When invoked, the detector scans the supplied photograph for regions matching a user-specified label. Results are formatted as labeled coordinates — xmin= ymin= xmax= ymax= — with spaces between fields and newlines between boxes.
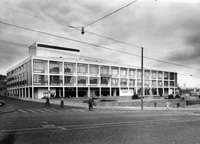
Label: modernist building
xmin=7 ymin=42 xmax=178 ymax=99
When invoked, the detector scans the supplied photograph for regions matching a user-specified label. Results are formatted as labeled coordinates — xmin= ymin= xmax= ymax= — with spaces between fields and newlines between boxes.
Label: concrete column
xmin=28 ymin=87 xmax=30 ymax=98
xmin=59 ymin=88 xmax=61 ymax=97
xmin=63 ymin=87 xmax=65 ymax=97
xmin=25 ymin=88 xmax=27 ymax=98
xmin=99 ymin=87 xmax=101 ymax=97
xmin=88 ymin=87 xmax=90 ymax=98
xmin=32 ymin=87 xmax=34 ymax=99
xmin=76 ymin=87 xmax=78 ymax=98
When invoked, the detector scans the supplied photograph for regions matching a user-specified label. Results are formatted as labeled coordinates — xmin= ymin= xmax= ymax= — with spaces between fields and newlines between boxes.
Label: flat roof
xmin=37 ymin=44 xmax=80 ymax=52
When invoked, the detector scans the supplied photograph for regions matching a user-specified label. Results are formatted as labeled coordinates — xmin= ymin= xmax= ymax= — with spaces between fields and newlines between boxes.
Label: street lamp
xmin=141 ymin=47 xmax=144 ymax=110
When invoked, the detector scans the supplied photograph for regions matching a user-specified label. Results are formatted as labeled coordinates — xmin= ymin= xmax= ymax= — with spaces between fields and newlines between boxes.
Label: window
xmin=111 ymin=78 xmax=118 ymax=86
xmin=64 ymin=63 xmax=75 ymax=74
xmin=158 ymin=72 xmax=163 ymax=79
xmin=137 ymin=79 xmax=141 ymax=87
xmin=111 ymin=67 xmax=119 ymax=76
xmin=164 ymin=72 xmax=169 ymax=80
xmin=50 ymin=75 xmax=63 ymax=85
xmin=77 ymin=76 xmax=87 ymax=85
xmin=120 ymin=78 xmax=127 ymax=86
xmin=33 ymin=75 xmax=48 ymax=85
xmin=101 ymin=77 xmax=109 ymax=85
xmin=77 ymin=64 xmax=87 ymax=75
xmin=33 ymin=60 xmax=47 ymax=73
xmin=101 ymin=66 xmax=109 ymax=74
xmin=152 ymin=71 xmax=157 ymax=79
xmin=90 ymin=77 xmax=99 ymax=85
xmin=164 ymin=81 xmax=168 ymax=87
xmin=170 ymin=81 xmax=175 ymax=87
xmin=120 ymin=68 xmax=127 ymax=76
xmin=137 ymin=70 xmax=142 ymax=79
xmin=152 ymin=80 xmax=157 ymax=87
xmin=145 ymin=70 xmax=150 ymax=79
xmin=145 ymin=80 xmax=150 ymax=87
xmin=129 ymin=69 xmax=135 ymax=77
xmin=90 ymin=65 xmax=99 ymax=75
xmin=64 ymin=76 xmax=75 ymax=85
xmin=129 ymin=79 xmax=135 ymax=86
xmin=50 ymin=61 xmax=62 ymax=74
xmin=170 ymin=73 xmax=174 ymax=80
xmin=158 ymin=80 xmax=163 ymax=87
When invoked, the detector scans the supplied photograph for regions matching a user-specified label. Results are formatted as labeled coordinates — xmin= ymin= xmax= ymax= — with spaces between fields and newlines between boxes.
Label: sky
xmin=0 ymin=0 xmax=200 ymax=87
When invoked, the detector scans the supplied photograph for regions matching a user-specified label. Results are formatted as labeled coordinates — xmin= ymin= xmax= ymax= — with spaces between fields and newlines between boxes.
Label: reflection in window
xmin=50 ymin=61 xmax=62 ymax=74
xmin=101 ymin=66 xmax=109 ymax=74
xmin=137 ymin=70 xmax=141 ymax=79
xmin=50 ymin=75 xmax=63 ymax=85
xmin=101 ymin=77 xmax=109 ymax=85
xmin=129 ymin=79 xmax=135 ymax=86
xmin=77 ymin=76 xmax=87 ymax=85
xmin=158 ymin=80 xmax=163 ymax=87
xmin=120 ymin=78 xmax=127 ymax=86
xmin=152 ymin=71 xmax=157 ymax=79
xmin=90 ymin=77 xmax=98 ymax=84
xmin=120 ymin=68 xmax=127 ymax=76
xmin=33 ymin=74 xmax=48 ymax=85
xmin=64 ymin=63 xmax=75 ymax=74
xmin=170 ymin=73 xmax=174 ymax=80
xmin=33 ymin=60 xmax=47 ymax=73
xmin=158 ymin=72 xmax=163 ymax=79
xmin=145 ymin=70 xmax=150 ymax=79
xmin=152 ymin=80 xmax=157 ymax=87
xmin=145 ymin=80 xmax=150 ymax=87
xmin=90 ymin=65 xmax=99 ymax=75
xmin=164 ymin=81 xmax=168 ymax=87
xmin=64 ymin=76 xmax=75 ymax=85
xmin=77 ymin=64 xmax=87 ymax=75
xmin=111 ymin=78 xmax=118 ymax=86
xmin=111 ymin=67 xmax=119 ymax=76
xmin=129 ymin=69 xmax=135 ymax=77
xmin=164 ymin=72 xmax=169 ymax=80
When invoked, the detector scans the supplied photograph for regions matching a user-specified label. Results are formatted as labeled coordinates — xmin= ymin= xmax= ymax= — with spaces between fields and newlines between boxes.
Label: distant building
xmin=6 ymin=42 xmax=178 ymax=99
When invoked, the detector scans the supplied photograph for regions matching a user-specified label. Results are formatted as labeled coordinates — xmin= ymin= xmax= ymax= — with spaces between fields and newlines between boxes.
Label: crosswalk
xmin=14 ymin=108 xmax=86 ymax=114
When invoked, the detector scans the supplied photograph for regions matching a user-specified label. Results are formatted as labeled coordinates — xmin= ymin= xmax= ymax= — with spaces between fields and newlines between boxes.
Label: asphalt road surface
xmin=1 ymin=97 xmax=200 ymax=144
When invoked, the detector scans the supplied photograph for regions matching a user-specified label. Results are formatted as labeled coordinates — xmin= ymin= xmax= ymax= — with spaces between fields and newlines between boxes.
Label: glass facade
xmin=64 ymin=63 xmax=75 ymax=74
xmin=50 ymin=61 xmax=62 ymax=74
xmin=33 ymin=60 xmax=47 ymax=73
xmin=7 ymin=57 xmax=178 ymax=98
xmin=33 ymin=74 xmax=48 ymax=85
xmin=50 ymin=75 xmax=63 ymax=85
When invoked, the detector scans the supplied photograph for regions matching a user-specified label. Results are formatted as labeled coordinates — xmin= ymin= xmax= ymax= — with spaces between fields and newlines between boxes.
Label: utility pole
xmin=141 ymin=47 xmax=144 ymax=110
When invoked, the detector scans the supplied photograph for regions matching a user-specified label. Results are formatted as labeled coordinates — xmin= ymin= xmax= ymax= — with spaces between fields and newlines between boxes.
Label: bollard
xmin=154 ymin=101 xmax=157 ymax=108
xmin=177 ymin=102 xmax=180 ymax=108
xmin=166 ymin=102 xmax=169 ymax=109
xmin=60 ymin=98 xmax=64 ymax=108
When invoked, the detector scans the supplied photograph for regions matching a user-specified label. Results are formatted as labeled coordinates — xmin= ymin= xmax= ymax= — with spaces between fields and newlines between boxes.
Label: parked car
xmin=0 ymin=100 xmax=6 ymax=106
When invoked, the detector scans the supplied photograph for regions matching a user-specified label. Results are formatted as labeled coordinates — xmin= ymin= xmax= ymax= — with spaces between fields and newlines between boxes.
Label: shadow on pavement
xmin=0 ymin=132 xmax=16 ymax=144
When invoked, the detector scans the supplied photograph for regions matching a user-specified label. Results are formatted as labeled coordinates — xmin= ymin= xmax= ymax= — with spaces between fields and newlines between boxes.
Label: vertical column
xmin=25 ymin=88 xmax=27 ymax=98
xmin=76 ymin=87 xmax=78 ymax=98
xmin=28 ymin=87 xmax=30 ymax=98
xmin=63 ymin=87 xmax=65 ymax=97
xmin=47 ymin=60 xmax=50 ymax=92
xmin=32 ymin=87 xmax=34 ymax=99
xmin=99 ymin=87 xmax=101 ymax=97
xmin=88 ymin=87 xmax=90 ymax=98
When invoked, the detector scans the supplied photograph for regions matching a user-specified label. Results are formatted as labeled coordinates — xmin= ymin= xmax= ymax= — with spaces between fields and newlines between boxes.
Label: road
xmin=1 ymin=97 xmax=200 ymax=144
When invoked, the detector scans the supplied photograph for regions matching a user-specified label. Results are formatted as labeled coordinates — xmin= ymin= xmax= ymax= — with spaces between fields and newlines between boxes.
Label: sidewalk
xmin=2 ymin=95 xmax=200 ymax=114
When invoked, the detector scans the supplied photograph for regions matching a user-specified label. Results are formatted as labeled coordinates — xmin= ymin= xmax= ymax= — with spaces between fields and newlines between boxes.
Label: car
xmin=0 ymin=100 xmax=6 ymax=106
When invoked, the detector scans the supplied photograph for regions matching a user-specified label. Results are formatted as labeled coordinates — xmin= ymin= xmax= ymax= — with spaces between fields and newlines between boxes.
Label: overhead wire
xmin=1 ymin=20 xmax=200 ymax=72
xmin=2 ymin=39 xmax=200 ymax=79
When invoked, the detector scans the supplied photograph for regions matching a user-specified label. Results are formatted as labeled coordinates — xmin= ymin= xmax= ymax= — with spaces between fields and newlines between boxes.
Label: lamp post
xmin=141 ymin=47 xmax=144 ymax=110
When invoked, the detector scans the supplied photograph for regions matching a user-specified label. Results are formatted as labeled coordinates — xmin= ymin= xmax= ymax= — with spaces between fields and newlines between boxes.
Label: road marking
xmin=17 ymin=109 xmax=29 ymax=113
xmin=1 ymin=118 xmax=200 ymax=134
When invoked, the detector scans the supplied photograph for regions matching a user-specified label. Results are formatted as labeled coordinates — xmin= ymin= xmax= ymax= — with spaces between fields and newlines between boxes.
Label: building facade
xmin=6 ymin=42 xmax=178 ymax=99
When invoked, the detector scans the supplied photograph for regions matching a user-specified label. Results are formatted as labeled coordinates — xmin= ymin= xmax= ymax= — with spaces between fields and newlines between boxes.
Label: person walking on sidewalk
xmin=46 ymin=91 xmax=51 ymax=106
xmin=88 ymin=98 xmax=94 ymax=111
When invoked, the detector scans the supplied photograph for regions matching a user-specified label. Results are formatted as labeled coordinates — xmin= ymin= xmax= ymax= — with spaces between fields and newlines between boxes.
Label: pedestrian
xmin=46 ymin=91 xmax=51 ymax=106
xmin=88 ymin=98 xmax=94 ymax=111
xmin=60 ymin=98 xmax=64 ymax=108
xmin=154 ymin=101 xmax=157 ymax=108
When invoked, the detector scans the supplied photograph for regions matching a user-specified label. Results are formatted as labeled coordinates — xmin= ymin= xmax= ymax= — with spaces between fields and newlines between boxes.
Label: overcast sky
xmin=0 ymin=0 xmax=200 ymax=87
